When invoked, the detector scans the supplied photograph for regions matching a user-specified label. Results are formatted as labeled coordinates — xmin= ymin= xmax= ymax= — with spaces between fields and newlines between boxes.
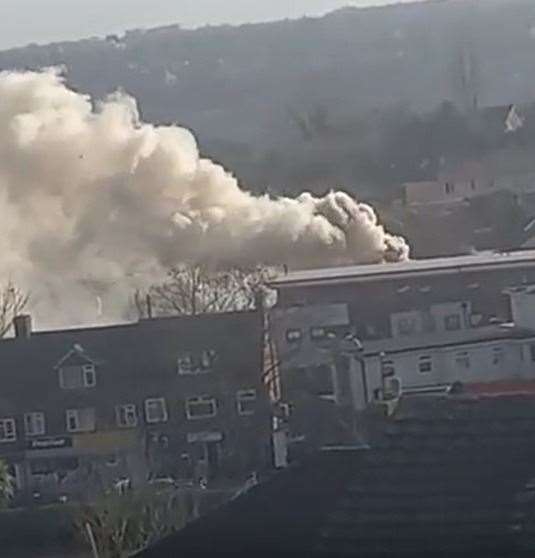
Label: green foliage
xmin=74 ymin=487 xmax=191 ymax=558
xmin=0 ymin=460 xmax=13 ymax=508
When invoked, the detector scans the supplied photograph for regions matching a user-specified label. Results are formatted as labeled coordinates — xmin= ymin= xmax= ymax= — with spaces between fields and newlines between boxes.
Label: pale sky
xmin=0 ymin=0 xmax=423 ymax=50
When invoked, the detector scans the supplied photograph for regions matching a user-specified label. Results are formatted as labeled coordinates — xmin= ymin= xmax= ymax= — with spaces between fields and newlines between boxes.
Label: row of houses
xmin=4 ymin=249 xmax=535 ymax=502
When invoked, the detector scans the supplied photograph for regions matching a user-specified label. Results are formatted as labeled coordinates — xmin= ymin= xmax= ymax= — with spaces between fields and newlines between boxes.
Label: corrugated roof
xmin=270 ymin=250 xmax=535 ymax=288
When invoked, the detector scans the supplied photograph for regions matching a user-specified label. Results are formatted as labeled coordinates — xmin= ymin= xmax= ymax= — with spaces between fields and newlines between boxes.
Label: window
xmin=0 ymin=419 xmax=16 ymax=442
xmin=286 ymin=329 xmax=302 ymax=343
xmin=185 ymin=396 xmax=217 ymax=420
xmin=492 ymin=347 xmax=504 ymax=366
xmin=177 ymin=350 xmax=217 ymax=374
xmin=444 ymin=314 xmax=461 ymax=331
xmin=455 ymin=351 xmax=471 ymax=369
xmin=24 ymin=412 xmax=45 ymax=437
xmin=83 ymin=364 xmax=96 ymax=387
xmin=398 ymin=317 xmax=416 ymax=336
xmin=444 ymin=182 xmax=455 ymax=194
xmin=236 ymin=390 xmax=257 ymax=416
xmin=418 ymin=356 xmax=432 ymax=374
xmin=422 ymin=313 xmax=436 ymax=333
xmin=530 ymin=343 xmax=535 ymax=362
xmin=310 ymin=327 xmax=327 ymax=341
xmin=381 ymin=360 xmax=395 ymax=378
xmin=115 ymin=404 xmax=137 ymax=428
xmin=66 ymin=408 xmax=95 ymax=433
xmin=144 ymin=398 xmax=168 ymax=424
xmin=59 ymin=364 xmax=96 ymax=389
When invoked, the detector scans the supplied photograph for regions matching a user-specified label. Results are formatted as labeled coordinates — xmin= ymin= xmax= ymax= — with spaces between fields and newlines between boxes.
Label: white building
xmin=269 ymin=286 xmax=535 ymax=417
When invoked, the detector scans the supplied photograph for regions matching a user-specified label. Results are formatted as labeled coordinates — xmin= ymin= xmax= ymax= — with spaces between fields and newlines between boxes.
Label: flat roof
xmin=270 ymin=250 xmax=535 ymax=288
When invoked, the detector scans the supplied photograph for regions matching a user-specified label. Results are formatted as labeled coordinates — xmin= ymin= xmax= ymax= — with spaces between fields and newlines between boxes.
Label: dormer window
xmin=55 ymin=344 xmax=97 ymax=389
xmin=286 ymin=329 xmax=302 ymax=343
xmin=59 ymin=364 xmax=96 ymax=389
xmin=177 ymin=350 xmax=216 ymax=375
xmin=310 ymin=327 xmax=327 ymax=341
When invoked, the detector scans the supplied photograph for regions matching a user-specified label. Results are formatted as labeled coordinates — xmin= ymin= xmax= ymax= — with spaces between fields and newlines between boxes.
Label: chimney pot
xmin=13 ymin=315 xmax=32 ymax=339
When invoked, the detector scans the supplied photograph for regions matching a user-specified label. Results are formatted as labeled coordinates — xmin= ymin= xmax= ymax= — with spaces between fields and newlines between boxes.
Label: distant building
xmin=0 ymin=311 xmax=269 ymax=504
xmin=404 ymin=143 xmax=535 ymax=208
xmin=404 ymin=160 xmax=492 ymax=206
xmin=267 ymin=252 xmax=535 ymax=459
xmin=270 ymin=251 xmax=535 ymax=339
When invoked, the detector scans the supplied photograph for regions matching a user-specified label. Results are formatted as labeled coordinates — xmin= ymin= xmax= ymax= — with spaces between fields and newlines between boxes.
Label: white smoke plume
xmin=0 ymin=69 xmax=409 ymax=327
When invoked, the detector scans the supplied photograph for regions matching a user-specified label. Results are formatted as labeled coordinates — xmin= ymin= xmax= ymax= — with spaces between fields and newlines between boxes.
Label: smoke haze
xmin=0 ymin=69 xmax=409 ymax=326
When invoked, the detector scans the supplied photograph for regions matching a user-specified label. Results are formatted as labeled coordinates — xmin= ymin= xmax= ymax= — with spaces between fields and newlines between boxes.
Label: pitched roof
xmin=136 ymin=393 xmax=535 ymax=557
xmin=0 ymin=311 xmax=262 ymax=408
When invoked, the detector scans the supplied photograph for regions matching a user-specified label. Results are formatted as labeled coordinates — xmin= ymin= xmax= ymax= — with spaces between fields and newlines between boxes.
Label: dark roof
xmin=136 ymin=394 xmax=535 ymax=557
xmin=0 ymin=311 xmax=262 ymax=410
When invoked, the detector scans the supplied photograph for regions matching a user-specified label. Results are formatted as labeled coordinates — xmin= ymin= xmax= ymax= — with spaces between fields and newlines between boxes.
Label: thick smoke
xmin=0 ymin=69 xmax=409 ymax=326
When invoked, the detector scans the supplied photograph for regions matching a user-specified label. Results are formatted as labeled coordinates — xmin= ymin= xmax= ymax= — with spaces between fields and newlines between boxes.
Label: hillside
xmin=1 ymin=0 xmax=535 ymax=197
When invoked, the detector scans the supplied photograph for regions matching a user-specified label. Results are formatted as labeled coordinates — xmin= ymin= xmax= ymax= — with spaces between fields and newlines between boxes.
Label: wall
xmin=508 ymin=286 xmax=535 ymax=330
xmin=0 ymin=311 xmax=269 ymax=503
xmin=363 ymin=337 xmax=535 ymax=396
xmin=276 ymin=266 xmax=535 ymax=340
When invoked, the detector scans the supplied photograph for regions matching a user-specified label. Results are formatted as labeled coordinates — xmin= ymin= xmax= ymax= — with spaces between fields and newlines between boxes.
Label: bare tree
xmin=0 ymin=281 xmax=29 ymax=338
xmin=134 ymin=265 xmax=276 ymax=318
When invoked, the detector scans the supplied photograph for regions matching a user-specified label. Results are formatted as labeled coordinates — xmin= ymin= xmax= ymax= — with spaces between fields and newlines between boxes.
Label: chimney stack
xmin=13 ymin=315 xmax=32 ymax=339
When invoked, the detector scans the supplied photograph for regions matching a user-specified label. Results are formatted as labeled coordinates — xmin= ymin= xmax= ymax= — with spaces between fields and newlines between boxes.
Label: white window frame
xmin=286 ymin=329 xmax=302 ymax=343
xmin=177 ymin=350 xmax=216 ymax=375
xmin=82 ymin=364 xmax=96 ymax=387
xmin=24 ymin=412 xmax=45 ymax=437
xmin=310 ymin=327 xmax=327 ymax=341
xmin=236 ymin=389 xmax=257 ymax=416
xmin=66 ymin=408 xmax=96 ymax=433
xmin=144 ymin=398 xmax=168 ymax=424
xmin=59 ymin=364 xmax=96 ymax=389
xmin=185 ymin=396 xmax=217 ymax=420
xmin=115 ymin=404 xmax=138 ymax=428
xmin=418 ymin=355 xmax=432 ymax=374
xmin=0 ymin=418 xmax=16 ymax=442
